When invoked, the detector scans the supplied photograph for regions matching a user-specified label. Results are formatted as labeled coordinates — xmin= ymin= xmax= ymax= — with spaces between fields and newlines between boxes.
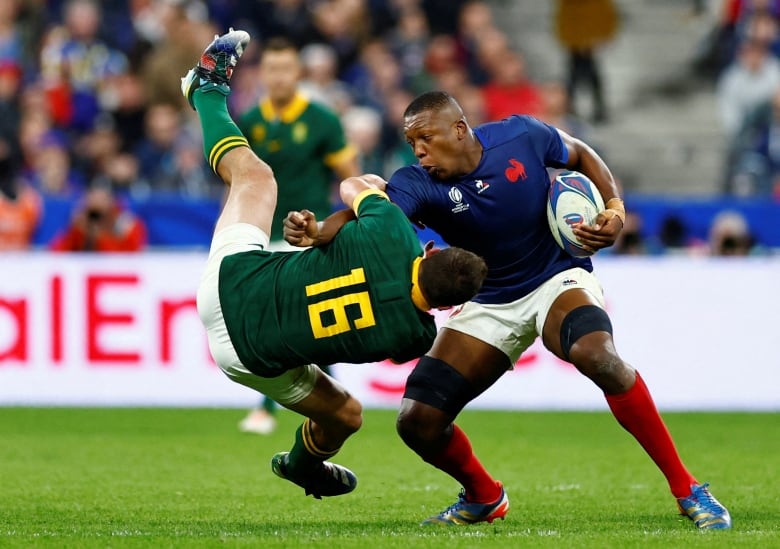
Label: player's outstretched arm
xmin=283 ymin=208 xmax=356 ymax=247
xmin=339 ymin=174 xmax=388 ymax=210
xmin=283 ymin=174 xmax=387 ymax=247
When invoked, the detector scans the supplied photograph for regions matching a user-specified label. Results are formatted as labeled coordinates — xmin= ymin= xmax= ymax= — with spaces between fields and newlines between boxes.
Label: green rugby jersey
xmin=217 ymin=193 xmax=436 ymax=377
xmin=237 ymin=93 xmax=355 ymax=240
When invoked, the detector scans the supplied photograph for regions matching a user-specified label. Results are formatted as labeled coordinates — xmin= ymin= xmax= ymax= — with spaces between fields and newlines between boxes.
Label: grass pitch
xmin=1 ymin=407 xmax=778 ymax=548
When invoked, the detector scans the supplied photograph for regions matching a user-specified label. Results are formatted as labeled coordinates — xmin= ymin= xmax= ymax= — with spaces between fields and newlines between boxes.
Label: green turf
xmin=0 ymin=408 xmax=777 ymax=548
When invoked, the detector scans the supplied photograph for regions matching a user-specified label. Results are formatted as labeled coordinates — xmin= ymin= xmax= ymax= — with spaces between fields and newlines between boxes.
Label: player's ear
xmin=423 ymin=240 xmax=440 ymax=257
xmin=454 ymin=118 xmax=468 ymax=139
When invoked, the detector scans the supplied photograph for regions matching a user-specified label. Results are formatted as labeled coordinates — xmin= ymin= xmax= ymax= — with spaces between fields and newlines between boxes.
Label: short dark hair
xmin=263 ymin=36 xmax=299 ymax=54
xmin=419 ymin=247 xmax=487 ymax=308
xmin=404 ymin=91 xmax=457 ymax=118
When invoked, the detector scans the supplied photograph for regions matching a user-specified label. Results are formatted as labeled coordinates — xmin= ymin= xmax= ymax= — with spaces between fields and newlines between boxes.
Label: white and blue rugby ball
xmin=547 ymin=170 xmax=605 ymax=258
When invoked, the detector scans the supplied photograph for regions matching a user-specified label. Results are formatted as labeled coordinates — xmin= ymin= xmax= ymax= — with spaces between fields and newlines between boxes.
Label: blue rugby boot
xmin=181 ymin=27 xmax=250 ymax=109
xmin=271 ymin=451 xmax=357 ymax=499
xmin=422 ymin=484 xmax=509 ymax=525
xmin=677 ymin=482 xmax=732 ymax=529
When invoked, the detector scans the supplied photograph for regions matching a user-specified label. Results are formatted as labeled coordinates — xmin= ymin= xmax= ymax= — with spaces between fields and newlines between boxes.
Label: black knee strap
xmin=560 ymin=305 xmax=613 ymax=361
xmin=403 ymin=356 xmax=476 ymax=417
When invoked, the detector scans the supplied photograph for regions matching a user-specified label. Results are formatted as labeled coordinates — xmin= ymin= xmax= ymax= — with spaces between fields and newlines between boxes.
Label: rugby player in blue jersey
xmin=389 ymin=91 xmax=730 ymax=529
xmin=288 ymin=90 xmax=731 ymax=529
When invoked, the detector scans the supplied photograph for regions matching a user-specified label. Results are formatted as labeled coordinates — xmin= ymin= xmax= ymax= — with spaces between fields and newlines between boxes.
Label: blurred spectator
xmin=384 ymin=5 xmax=431 ymax=87
xmin=347 ymin=38 xmax=404 ymax=112
xmin=692 ymin=0 xmax=741 ymax=79
xmin=341 ymin=105 xmax=385 ymax=174
xmin=728 ymin=86 xmax=780 ymax=196
xmin=658 ymin=214 xmax=694 ymax=254
xmin=554 ymin=0 xmax=618 ymax=123
xmin=140 ymin=1 xmax=216 ymax=111
xmin=49 ymin=186 xmax=146 ymax=252
xmin=453 ymin=83 xmax=487 ymax=127
xmin=75 ymin=121 xmax=123 ymax=182
xmin=717 ymin=37 xmax=780 ymax=139
xmin=708 ymin=209 xmax=757 ymax=255
xmin=0 ymin=59 xmax=22 ymax=168
xmin=23 ymin=130 xmax=85 ymax=197
xmin=90 ymin=151 xmax=142 ymax=198
xmin=380 ymin=87 xmax=418 ymax=173
xmin=133 ymin=103 xmax=218 ymax=197
xmin=134 ymin=103 xmax=181 ymax=189
xmin=411 ymin=33 xmax=461 ymax=94
xmin=455 ymin=0 xmax=498 ymax=85
xmin=480 ymin=47 xmax=542 ymax=121
xmin=610 ymin=211 xmax=647 ymax=255
xmin=0 ymin=0 xmax=23 ymax=67
xmin=231 ymin=0 xmax=318 ymax=48
xmin=421 ymin=0 xmax=469 ymax=35
xmin=0 ymin=178 xmax=41 ymax=251
xmin=743 ymin=6 xmax=780 ymax=57
xmin=299 ymin=42 xmax=353 ymax=113
xmin=538 ymin=79 xmax=591 ymax=140
xmin=39 ymin=0 xmax=129 ymax=133
xmin=105 ymin=72 xmax=148 ymax=152
xmin=310 ymin=0 xmax=370 ymax=74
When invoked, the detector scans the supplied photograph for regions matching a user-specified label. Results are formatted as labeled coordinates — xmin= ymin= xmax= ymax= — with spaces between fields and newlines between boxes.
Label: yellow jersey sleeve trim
xmin=324 ymin=144 xmax=358 ymax=168
xmin=352 ymin=188 xmax=388 ymax=213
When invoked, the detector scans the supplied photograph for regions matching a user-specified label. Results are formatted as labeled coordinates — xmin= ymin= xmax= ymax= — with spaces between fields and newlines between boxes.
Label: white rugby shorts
xmin=444 ymin=267 xmax=606 ymax=366
xmin=196 ymin=223 xmax=318 ymax=405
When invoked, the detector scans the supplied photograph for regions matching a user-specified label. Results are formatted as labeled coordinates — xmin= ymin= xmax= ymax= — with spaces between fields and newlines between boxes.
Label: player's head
xmin=403 ymin=91 xmax=476 ymax=181
xmin=260 ymin=37 xmax=302 ymax=105
xmin=419 ymin=246 xmax=487 ymax=308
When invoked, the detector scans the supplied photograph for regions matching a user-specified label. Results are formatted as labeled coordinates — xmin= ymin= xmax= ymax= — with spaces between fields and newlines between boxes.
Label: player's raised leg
xmin=182 ymin=28 xmax=276 ymax=236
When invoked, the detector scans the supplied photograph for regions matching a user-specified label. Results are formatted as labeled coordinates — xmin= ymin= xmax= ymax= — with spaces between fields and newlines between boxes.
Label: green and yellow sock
xmin=287 ymin=419 xmax=339 ymax=474
xmin=192 ymin=88 xmax=248 ymax=173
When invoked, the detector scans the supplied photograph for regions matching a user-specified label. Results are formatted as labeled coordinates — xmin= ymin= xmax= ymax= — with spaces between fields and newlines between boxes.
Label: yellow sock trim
xmin=301 ymin=419 xmax=339 ymax=459
xmin=208 ymin=136 xmax=249 ymax=172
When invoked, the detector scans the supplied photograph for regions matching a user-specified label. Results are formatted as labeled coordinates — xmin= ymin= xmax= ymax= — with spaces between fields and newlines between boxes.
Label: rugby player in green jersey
xmin=236 ymin=36 xmax=360 ymax=435
xmin=182 ymin=29 xmax=487 ymax=499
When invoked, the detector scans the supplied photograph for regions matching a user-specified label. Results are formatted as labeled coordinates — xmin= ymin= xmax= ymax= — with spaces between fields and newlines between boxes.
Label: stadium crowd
xmin=0 ymin=0 xmax=775 ymax=255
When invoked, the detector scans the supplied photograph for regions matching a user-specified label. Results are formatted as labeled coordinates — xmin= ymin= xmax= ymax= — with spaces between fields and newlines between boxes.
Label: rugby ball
xmin=547 ymin=171 xmax=605 ymax=258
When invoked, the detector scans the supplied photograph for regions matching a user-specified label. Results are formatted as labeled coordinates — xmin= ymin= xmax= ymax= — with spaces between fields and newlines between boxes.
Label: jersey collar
xmin=260 ymin=92 xmax=309 ymax=123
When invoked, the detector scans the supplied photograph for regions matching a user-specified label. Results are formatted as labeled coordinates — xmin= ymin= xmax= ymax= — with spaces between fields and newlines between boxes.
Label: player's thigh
xmin=214 ymin=148 xmax=278 ymax=236
xmin=427 ymin=328 xmax=513 ymax=395
xmin=541 ymin=271 xmax=607 ymax=360
xmin=226 ymin=363 xmax=321 ymax=407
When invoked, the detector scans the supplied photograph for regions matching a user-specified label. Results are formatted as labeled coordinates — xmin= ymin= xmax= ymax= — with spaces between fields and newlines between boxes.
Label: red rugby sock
xmin=605 ymin=372 xmax=697 ymax=498
xmin=426 ymin=424 xmax=502 ymax=503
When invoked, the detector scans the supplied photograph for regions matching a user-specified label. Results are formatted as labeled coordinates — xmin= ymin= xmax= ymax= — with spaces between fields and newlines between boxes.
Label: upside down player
xmin=380 ymin=91 xmax=730 ymax=528
xmin=183 ymin=31 xmax=487 ymax=501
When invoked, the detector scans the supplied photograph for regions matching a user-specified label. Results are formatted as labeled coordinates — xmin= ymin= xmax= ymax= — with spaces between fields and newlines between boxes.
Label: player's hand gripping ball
xmin=547 ymin=170 xmax=605 ymax=258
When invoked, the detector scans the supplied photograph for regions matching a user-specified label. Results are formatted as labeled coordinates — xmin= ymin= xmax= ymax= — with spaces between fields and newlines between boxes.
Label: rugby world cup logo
xmin=448 ymin=186 xmax=469 ymax=213
xmin=563 ymin=213 xmax=584 ymax=227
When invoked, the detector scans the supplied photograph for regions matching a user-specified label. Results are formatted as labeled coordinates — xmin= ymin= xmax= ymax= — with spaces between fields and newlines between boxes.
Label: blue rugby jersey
xmin=387 ymin=115 xmax=593 ymax=304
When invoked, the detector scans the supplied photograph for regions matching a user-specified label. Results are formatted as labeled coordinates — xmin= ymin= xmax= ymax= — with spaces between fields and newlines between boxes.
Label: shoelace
xmin=438 ymin=490 xmax=470 ymax=516
xmin=691 ymin=483 xmax=720 ymax=510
